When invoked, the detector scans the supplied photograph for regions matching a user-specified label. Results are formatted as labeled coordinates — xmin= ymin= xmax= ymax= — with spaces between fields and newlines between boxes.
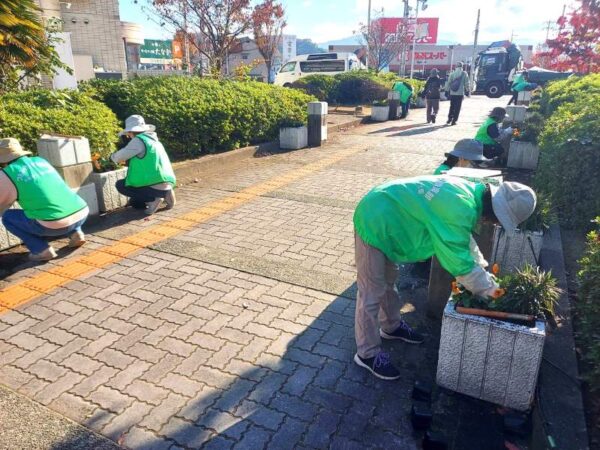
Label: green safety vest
xmin=512 ymin=74 xmax=528 ymax=92
xmin=3 ymin=156 xmax=86 ymax=221
xmin=433 ymin=164 xmax=450 ymax=175
xmin=474 ymin=117 xmax=498 ymax=146
xmin=353 ymin=176 xmax=485 ymax=277
xmin=125 ymin=133 xmax=176 ymax=188
xmin=392 ymin=82 xmax=413 ymax=103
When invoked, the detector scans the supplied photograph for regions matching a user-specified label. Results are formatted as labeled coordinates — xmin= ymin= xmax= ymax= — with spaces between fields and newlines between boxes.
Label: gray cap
xmin=448 ymin=139 xmax=489 ymax=161
xmin=490 ymin=182 xmax=537 ymax=236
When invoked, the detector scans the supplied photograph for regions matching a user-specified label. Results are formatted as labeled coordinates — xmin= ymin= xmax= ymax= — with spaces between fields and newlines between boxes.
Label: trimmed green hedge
xmin=290 ymin=71 xmax=425 ymax=106
xmin=0 ymin=90 xmax=120 ymax=157
xmin=83 ymin=77 xmax=315 ymax=159
xmin=534 ymin=97 xmax=600 ymax=229
xmin=537 ymin=74 xmax=600 ymax=117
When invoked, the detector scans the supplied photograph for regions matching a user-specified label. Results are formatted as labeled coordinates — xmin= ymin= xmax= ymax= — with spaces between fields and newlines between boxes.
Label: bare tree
xmin=357 ymin=12 xmax=410 ymax=73
xmin=252 ymin=0 xmax=286 ymax=83
xmin=149 ymin=0 xmax=254 ymax=75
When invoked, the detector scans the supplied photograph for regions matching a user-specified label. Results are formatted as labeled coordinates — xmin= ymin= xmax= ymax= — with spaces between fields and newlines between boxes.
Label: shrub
xmin=538 ymin=74 xmax=600 ymax=117
xmin=0 ymin=89 xmax=120 ymax=158
xmin=577 ymin=217 xmax=600 ymax=391
xmin=290 ymin=75 xmax=339 ymax=103
xmin=83 ymin=77 xmax=315 ymax=159
xmin=513 ymin=111 xmax=544 ymax=144
xmin=534 ymin=96 xmax=600 ymax=229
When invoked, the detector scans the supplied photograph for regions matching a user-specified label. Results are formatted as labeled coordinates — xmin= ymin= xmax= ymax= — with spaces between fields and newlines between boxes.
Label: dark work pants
xmin=447 ymin=95 xmax=464 ymax=123
xmin=483 ymin=143 xmax=505 ymax=159
xmin=116 ymin=179 xmax=169 ymax=208
xmin=426 ymin=98 xmax=440 ymax=122
xmin=400 ymin=101 xmax=410 ymax=118
xmin=507 ymin=91 xmax=518 ymax=105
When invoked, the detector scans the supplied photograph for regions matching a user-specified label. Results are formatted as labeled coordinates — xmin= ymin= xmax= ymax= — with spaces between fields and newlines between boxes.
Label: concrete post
xmin=308 ymin=102 xmax=328 ymax=147
xmin=387 ymin=91 xmax=400 ymax=120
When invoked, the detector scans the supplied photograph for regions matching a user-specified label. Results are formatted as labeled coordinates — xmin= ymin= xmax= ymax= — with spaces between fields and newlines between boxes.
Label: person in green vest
xmin=433 ymin=139 xmax=490 ymax=175
xmin=474 ymin=107 xmax=513 ymax=162
xmin=352 ymin=176 xmax=536 ymax=379
xmin=392 ymin=81 xmax=413 ymax=118
xmin=0 ymin=138 xmax=89 ymax=262
xmin=110 ymin=115 xmax=176 ymax=216
xmin=507 ymin=71 xmax=538 ymax=106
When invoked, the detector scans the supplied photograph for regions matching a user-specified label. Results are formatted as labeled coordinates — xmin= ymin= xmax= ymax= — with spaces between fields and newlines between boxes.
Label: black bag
xmin=450 ymin=73 xmax=464 ymax=91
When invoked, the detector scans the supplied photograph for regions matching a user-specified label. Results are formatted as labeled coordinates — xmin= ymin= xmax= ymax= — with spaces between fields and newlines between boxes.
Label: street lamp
xmin=409 ymin=0 xmax=427 ymax=79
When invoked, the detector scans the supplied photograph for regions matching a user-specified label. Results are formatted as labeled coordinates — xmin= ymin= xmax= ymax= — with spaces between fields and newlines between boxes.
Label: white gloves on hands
xmin=456 ymin=266 xmax=499 ymax=298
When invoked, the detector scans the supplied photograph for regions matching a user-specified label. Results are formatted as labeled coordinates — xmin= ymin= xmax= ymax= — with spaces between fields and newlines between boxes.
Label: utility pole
xmin=182 ymin=1 xmax=191 ymax=74
xmin=400 ymin=0 xmax=410 ymax=76
xmin=366 ymin=0 xmax=371 ymax=70
xmin=409 ymin=0 xmax=427 ymax=79
xmin=542 ymin=20 xmax=554 ymax=41
xmin=469 ymin=9 xmax=480 ymax=91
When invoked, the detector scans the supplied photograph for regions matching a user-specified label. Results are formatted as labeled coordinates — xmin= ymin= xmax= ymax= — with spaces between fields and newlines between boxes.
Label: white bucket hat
xmin=123 ymin=115 xmax=155 ymax=133
xmin=448 ymin=139 xmax=489 ymax=161
xmin=490 ymin=182 xmax=537 ymax=236
xmin=0 ymin=138 xmax=31 ymax=164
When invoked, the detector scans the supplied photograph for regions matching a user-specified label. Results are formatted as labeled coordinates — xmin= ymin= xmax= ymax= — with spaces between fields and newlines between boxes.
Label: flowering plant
xmin=91 ymin=153 xmax=120 ymax=173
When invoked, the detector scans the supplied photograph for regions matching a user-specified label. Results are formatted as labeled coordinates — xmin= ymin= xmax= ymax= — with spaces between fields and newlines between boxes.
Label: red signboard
xmin=375 ymin=17 xmax=439 ymax=44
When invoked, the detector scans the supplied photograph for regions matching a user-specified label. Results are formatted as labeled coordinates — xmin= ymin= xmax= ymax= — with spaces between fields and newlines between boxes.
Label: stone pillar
xmin=307 ymin=102 xmax=328 ymax=147
xmin=37 ymin=134 xmax=99 ymax=215
xmin=388 ymin=91 xmax=400 ymax=120
xmin=426 ymin=223 xmax=497 ymax=320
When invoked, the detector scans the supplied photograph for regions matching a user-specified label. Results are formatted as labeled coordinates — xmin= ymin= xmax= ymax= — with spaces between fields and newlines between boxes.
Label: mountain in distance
xmin=296 ymin=38 xmax=326 ymax=55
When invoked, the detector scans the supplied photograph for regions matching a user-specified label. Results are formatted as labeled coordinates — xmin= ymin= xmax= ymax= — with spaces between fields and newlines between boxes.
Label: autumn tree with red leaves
xmin=149 ymin=0 xmax=253 ymax=75
xmin=252 ymin=0 xmax=285 ymax=83
xmin=536 ymin=0 xmax=600 ymax=73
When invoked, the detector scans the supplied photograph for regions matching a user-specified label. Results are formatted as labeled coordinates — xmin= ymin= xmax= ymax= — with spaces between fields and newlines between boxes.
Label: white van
xmin=274 ymin=52 xmax=362 ymax=87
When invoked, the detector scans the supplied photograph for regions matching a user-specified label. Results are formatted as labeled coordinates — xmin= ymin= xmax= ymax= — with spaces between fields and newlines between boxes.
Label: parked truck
xmin=473 ymin=41 xmax=523 ymax=98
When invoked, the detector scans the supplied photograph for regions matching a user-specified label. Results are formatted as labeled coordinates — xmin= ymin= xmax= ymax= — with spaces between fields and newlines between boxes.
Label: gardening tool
xmin=455 ymin=306 xmax=535 ymax=322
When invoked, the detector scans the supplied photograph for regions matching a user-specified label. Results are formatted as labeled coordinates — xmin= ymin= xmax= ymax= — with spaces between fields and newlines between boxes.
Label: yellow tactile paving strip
xmin=0 ymin=147 xmax=360 ymax=314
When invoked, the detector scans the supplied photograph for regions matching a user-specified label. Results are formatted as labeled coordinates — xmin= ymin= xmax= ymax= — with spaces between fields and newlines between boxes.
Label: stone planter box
xmin=506 ymin=105 xmax=527 ymax=124
xmin=517 ymin=91 xmax=532 ymax=106
xmin=437 ymin=300 xmax=545 ymax=411
xmin=492 ymin=228 xmax=544 ymax=272
xmin=90 ymin=168 xmax=128 ymax=213
xmin=415 ymin=97 xmax=426 ymax=108
xmin=507 ymin=141 xmax=539 ymax=170
xmin=371 ymin=105 xmax=390 ymax=122
xmin=37 ymin=134 xmax=91 ymax=168
xmin=279 ymin=126 xmax=308 ymax=150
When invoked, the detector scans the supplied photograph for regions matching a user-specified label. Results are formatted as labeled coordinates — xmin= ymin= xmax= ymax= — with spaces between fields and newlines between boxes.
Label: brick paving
xmin=0 ymin=96 xmax=507 ymax=449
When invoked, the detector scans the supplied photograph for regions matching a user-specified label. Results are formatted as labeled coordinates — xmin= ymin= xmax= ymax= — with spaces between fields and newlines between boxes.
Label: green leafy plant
xmin=512 ymin=111 xmax=544 ymax=144
xmin=576 ymin=217 xmax=600 ymax=391
xmin=372 ymin=99 xmax=389 ymax=106
xmin=290 ymin=75 xmax=340 ymax=103
xmin=279 ymin=118 xmax=306 ymax=128
xmin=0 ymin=89 xmax=120 ymax=158
xmin=452 ymin=264 xmax=561 ymax=319
xmin=538 ymin=74 xmax=600 ymax=117
xmin=518 ymin=192 xmax=558 ymax=233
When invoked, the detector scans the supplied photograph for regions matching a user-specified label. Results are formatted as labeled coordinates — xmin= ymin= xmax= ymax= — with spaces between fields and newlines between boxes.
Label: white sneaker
xmin=68 ymin=230 xmax=86 ymax=248
xmin=145 ymin=198 xmax=163 ymax=215
xmin=29 ymin=247 xmax=57 ymax=262
xmin=165 ymin=189 xmax=176 ymax=209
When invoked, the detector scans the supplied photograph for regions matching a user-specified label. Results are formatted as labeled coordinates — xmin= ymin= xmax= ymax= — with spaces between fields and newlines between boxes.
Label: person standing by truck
xmin=507 ymin=71 xmax=538 ymax=105
xmin=445 ymin=62 xmax=470 ymax=125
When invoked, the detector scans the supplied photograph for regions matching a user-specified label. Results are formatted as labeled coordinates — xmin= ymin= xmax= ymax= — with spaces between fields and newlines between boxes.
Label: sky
xmin=119 ymin=0 xmax=576 ymax=46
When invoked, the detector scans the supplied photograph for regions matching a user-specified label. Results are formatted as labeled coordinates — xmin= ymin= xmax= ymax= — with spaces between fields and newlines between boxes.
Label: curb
xmin=173 ymin=116 xmax=366 ymax=185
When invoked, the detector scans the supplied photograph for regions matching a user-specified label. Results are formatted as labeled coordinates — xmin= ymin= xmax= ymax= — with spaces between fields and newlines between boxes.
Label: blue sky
xmin=119 ymin=0 xmax=574 ymax=46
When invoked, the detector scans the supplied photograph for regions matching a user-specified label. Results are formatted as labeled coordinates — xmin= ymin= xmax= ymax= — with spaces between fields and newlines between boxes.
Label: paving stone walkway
xmin=0 ymin=96 xmax=506 ymax=449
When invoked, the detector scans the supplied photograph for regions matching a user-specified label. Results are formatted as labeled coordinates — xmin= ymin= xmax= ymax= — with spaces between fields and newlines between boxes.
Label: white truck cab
xmin=274 ymin=52 xmax=362 ymax=87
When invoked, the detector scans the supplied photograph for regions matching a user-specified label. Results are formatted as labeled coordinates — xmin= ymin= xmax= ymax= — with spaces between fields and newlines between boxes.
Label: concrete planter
xmin=506 ymin=105 xmax=527 ymax=124
xmin=437 ymin=300 xmax=545 ymax=411
xmin=90 ymin=168 xmax=128 ymax=213
xmin=517 ymin=91 xmax=532 ymax=106
xmin=507 ymin=141 xmax=539 ymax=170
xmin=415 ymin=97 xmax=426 ymax=108
xmin=37 ymin=135 xmax=91 ymax=168
xmin=492 ymin=228 xmax=544 ymax=272
xmin=371 ymin=105 xmax=390 ymax=122
xmin=279 ymin=126 xmax=308 ymax=150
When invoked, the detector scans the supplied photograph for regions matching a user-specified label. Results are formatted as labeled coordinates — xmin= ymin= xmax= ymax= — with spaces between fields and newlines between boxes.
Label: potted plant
xmin=279 ymin=118 xmax=308 ymax=150
xmin=89 ymin=152 xmax=129 ymax=213
xmin=437 ymin=264 xmax=561 ymax=411
xmin=507 ymin=113 xmax=544 ymax=169
xmin=371 ymin=99 xmax=390 ymax=122
xmin=491 ymin=193 xmax=556 ymax=272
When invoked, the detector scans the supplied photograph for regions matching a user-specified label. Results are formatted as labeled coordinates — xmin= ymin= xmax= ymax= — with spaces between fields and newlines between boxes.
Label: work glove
xmin=456 ymin=266 xmax=499 ymax=298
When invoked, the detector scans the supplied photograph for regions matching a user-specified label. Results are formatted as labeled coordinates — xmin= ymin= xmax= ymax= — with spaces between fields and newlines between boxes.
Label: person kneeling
xmin=474 ymin=107 xmax=513 ymax=164
xmin=0 ymin=138 xmax=88 ymax=261
xmin=111 ymin=115 xmax=176 ymax=215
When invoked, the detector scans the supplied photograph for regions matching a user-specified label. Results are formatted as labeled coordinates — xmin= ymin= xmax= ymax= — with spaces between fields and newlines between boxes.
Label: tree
xmin=538 ymin=0 xmax=600 ymax=73
xmin=252 ymin=0 xmax=285 ymax=83
xmin=150 ymin=0 xmax=254 ymax=75
xmin=356 ymin=12 xmax=410 ymax=73
xmin=0 ymin=0 xmax=67 ymax=92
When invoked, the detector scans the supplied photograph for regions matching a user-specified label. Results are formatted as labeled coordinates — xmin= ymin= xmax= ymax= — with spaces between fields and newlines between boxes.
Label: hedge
xmin=0 ymin=89 xmax=120 ymax=158
xmin=290 ymin=71 xmax=425 ymax=106
xmin=577 ymin=218 xmax=600 ymax=392
xmin=83 ymin=77 xmax=315 ymax=159
xmin=534 ymin=96 xmax=600 ymax=229
xmin=536 ymin=74 xmax=600 ymax=117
